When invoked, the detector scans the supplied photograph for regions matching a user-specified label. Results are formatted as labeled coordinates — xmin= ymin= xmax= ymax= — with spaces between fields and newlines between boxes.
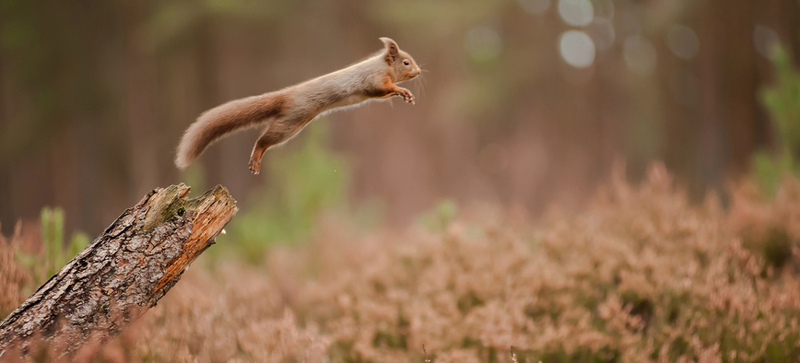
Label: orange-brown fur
xmin=175 ymin=37 xmax=421 ymax=174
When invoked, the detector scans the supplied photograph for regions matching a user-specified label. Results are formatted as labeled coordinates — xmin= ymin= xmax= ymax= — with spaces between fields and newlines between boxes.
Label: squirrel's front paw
xmin=395 ymin=88 xmax=415 ymax=105
xmin=248 ymin=158 xmax=262 ymax=175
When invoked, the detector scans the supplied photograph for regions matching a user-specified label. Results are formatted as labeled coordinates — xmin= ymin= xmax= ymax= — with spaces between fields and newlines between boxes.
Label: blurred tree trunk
xmin=695 ymin=0 xmax=760 ymax=189
xmin=123 ymin=1 xmax=160 ymax=198
xmin=0 ymin=184 xmax=237 ymax=359
xmin=774 ymin=0 xmax=800 ymax=66
xmin=195 ymin=19 xmax=224 ymax=183
xmin=661 ymin=0 xmax=797 ymax=196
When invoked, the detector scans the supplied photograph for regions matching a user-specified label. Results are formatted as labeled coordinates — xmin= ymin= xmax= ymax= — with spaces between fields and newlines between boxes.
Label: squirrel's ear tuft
xmin=380 ymin=37 xmax=400 ymax=60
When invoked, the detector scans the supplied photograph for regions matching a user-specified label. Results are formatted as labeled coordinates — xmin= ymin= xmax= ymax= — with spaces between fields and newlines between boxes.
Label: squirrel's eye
xmin=403 ymin=60 xmax=410 ymax=66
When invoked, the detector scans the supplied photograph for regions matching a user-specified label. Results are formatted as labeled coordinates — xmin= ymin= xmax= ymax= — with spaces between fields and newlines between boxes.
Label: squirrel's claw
xmin=395 ymin=88 xmax=415 ymax=105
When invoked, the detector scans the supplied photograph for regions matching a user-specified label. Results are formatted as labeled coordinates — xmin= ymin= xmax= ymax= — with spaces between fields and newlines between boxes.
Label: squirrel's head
xmin=380 ymin=37 xmax=421 ymax=83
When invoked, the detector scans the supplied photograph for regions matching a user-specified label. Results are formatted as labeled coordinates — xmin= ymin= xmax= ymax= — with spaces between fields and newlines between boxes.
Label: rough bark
xmin=0 ymin=183 xmax=237 ymax=359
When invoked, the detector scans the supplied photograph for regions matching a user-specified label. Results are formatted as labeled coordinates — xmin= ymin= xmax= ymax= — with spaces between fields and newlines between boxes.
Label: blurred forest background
xmin=1 ymin=0 xmax=799 ymax=238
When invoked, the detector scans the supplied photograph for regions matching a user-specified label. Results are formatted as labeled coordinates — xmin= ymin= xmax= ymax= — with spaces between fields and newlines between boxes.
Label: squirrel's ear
xmin=380 ymin=37 xmax=399 ymax=63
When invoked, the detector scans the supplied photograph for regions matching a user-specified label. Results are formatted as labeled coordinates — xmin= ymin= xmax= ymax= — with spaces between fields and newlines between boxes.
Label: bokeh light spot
xmin=558 ymin=0 xmax=594 ymax=27
xmin=666 ymin=25 xmax=699 ymax=60
xmin=754 ymin=25 xmax=779 ymax=59
xmin=624 ymin=35 xmax=657 ymax=76
xmin=560 ymin=30 xmax=596 ymax=68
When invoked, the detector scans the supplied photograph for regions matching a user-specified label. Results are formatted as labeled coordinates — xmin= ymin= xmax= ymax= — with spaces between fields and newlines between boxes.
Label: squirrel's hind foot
xmin=248 ymin=158 xmax=262 ymax=175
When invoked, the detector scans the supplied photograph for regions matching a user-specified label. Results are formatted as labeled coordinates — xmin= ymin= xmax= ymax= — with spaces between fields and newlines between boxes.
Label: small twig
xmin=423 ymin=344 xmax=431 ymax=363
xmin=510 ymin=346 xmax=518 ymax=363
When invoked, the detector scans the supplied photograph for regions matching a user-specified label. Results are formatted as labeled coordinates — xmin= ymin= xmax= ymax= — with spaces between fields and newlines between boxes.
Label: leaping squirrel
xmin=175 ymin=37 xmax=421 ymax=174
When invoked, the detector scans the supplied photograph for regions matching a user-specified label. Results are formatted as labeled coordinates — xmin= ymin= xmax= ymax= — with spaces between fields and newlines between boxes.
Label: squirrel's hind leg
xmin=248 ymin=118 xmax=310 ymax=174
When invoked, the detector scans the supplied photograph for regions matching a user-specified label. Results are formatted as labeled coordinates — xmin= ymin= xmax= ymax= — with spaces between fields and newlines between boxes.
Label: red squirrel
xmin=175 ymin=37 xmax=421 ymax=174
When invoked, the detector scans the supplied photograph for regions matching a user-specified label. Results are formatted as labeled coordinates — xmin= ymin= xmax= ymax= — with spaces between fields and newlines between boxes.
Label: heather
xmin=3 ymin=164 xmax=799 ymax=362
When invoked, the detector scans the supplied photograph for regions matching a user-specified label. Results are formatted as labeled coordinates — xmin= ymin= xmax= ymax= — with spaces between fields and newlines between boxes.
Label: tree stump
xmin=0 ymin=183 xmax=237 ymax=359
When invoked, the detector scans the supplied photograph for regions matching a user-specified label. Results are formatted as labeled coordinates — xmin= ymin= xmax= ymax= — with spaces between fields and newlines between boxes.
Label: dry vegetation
xmin=3 ymin=164 xmax=800 ymax=362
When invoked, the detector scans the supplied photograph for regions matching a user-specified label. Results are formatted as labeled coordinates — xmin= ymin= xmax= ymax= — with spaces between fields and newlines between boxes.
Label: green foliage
xmin=15 ymin=207 xmax=90 ymax=285
xmin=227 ymin=123 xmax=349 ymax=260
xmin=753 ymin=45 xmax=800 ymax=195
xmin=41 ymin=207 xmax=64 ymax=269
xmin=417 ymin=199 xmax=458 ymax=233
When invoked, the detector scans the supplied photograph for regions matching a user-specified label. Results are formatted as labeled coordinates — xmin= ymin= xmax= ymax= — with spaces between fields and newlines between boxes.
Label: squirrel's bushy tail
xmin=175 ymin=92 xmax=287 ymax=169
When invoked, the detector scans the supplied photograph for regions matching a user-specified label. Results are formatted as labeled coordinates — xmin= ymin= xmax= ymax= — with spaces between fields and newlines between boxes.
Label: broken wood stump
xmin=0 ymin=183 xmax=237 ymax=359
